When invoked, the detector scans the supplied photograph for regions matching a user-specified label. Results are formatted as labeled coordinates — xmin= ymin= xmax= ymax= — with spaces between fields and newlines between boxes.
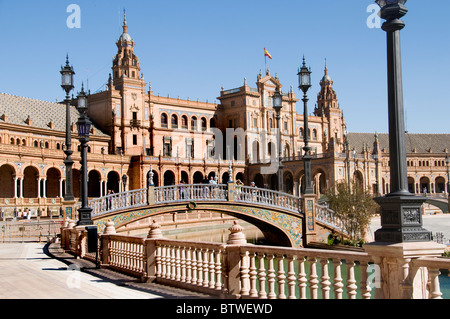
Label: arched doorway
xmin=435 ymin=177 xmax=446 ymax=193
xmin=420 ymin=177 xmax=430 ymax=194
xmin=88 ymin=170 xmax=101 ymax=198
xmin=46 ymin=168 xmax=61 ymax=198
xmin=180 ymin=171 xmax=189 ymax=184
xmin=284 ymin=172 xmax=293 ymax=194
xmin=193 ymin=171 xmax=203 ymax=184
xmin=107 ymin=171 xmax=120 ymax=193
xmin=164 ymin=170 xmax=175 ymax=186
xmin=408 ymin=177 xmax=415 ymax=194
xmin=254 ymin=173 xmax=264 ymax=188
xmin=270 ymin=174 xmax=278 ymax=190
xmin=221 ymin=172 xmax=229 ymax=184
xmin=0 ymin=164 xmax=15 ymax=198
xmin=23 ymin=166 xmax=39 ymax=198
xmin=236 ymin=172 xmax=245 ymax=184
xmin=354 ymin=170 xmax=364 ymax=190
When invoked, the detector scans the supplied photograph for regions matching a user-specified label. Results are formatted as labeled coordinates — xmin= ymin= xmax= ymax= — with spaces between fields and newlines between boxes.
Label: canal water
xmin=137 ymin=219 xmax=450 ymax=299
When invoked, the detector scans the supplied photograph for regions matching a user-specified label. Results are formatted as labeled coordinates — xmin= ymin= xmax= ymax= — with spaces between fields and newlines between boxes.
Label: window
xmin=269 ymin=118 xmax=273 ymax=129
xmin=186 ymin=138 xmax=194 ymax=158
xmin=171 ymin=114 xmax=178 ymax=129
xmin=161 ymin=113 xmax=168 ymax=128
xmin=210 ymin=118 xmax=216 ymax=128
xmin=253 ymin=118 xmax=257 ymax=128
xmin=181 ymin=115 xmax=188 ymax=129
xmin=201 ymin=117 xmax=207 ymax=131
xmin=163 ymin=137 xmax=172 ymax=157
xmin=284 ymin=121 xmax=288 ymax=131
xmin=133 ymin=134 xmax=137 ymax=145
xmin=191 ymin=116 xmax=197 ymax=131
xmin=313 ymin=129 xmax=317 ymax=141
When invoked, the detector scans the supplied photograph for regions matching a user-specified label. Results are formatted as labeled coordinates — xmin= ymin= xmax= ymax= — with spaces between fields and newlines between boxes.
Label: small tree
xmin=326 ymin=181 xmax=379 ymax=242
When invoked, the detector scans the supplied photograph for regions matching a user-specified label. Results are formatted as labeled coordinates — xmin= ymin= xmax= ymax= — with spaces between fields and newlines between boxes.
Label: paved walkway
xmin=0 ymin=242 xmax=212 ymax=299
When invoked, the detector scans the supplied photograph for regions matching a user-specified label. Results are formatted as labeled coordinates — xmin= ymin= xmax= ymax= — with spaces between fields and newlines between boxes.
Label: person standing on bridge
xmin=209 ymin=176 xmax=217 ymax=198
xmin=250 ymin=181 xmax=258 ymax=201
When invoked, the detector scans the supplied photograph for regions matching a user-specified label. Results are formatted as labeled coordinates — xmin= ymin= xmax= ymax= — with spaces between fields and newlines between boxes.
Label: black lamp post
xmin=76 ymin=84 xmax=93 ymax=226
xmin=272 ymin=87 xmax=283 ymax=192
xmin=61 ymin=55 xmax=75 ymax=202
xmin=298 ymin=56 xmax=314 ymax=195
xmin=446 ymin=155 xmax=450 ymax=194
xmin=374 ymin=0 xmax=431 ymax=242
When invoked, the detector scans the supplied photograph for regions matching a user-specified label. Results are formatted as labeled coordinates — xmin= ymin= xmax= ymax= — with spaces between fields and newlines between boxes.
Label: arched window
xmin=269 ymin=118 xmax=273 ymax=129
xmin=181 ymin=115 xmax=188 ymax=129
xmin=161 ymin=113 xmax=168 ymax=128
xmin=191 ymin=116 xmax=197 ymax=131
xmin=210 ymin=118 xmax=216 ymax=128
xmin=171 ymin=114 xmax=178 ymax=128
xmin=312 ymin=129 xmax=318 ymax=141
xmin=201 ymin=117 xmax=207 ymax=131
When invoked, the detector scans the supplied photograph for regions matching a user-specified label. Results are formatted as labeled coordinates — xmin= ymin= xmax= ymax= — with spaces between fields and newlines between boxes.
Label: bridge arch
xmin=94 ymin=202 xmax=299 ymax=247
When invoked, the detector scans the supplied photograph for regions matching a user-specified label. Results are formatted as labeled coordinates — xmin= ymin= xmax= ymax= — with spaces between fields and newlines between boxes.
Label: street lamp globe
xmin=297 ymin=56 xmax=311 ymax=94
xmin=77 ymin=84 xmax=88 ymax=112
xmin=60 ymin=55 xmax=75 ymax=93
xmin=272 ymin=88 xmax=282 ymax=113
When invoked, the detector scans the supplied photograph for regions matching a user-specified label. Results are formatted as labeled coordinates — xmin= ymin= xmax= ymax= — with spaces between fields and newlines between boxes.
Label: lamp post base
xmin=77 ymin=207 xmax=93 ymax=226
xmin=374 ymin=195 xmax=431 ymax=243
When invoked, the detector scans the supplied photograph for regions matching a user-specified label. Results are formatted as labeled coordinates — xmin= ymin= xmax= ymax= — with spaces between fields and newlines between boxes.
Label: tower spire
xmin=123 ymin=9 xmax=128 ymax=33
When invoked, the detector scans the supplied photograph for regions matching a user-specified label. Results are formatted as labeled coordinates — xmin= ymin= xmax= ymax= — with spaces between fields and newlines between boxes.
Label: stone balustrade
xmin=60 ymin=219 xmax=450 ymax=299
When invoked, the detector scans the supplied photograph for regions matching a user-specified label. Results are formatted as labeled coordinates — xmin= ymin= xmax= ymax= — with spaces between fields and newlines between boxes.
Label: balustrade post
xmin=227 ymin=181 xmax=236 ymax=201
xmin=364 ymin=241 xmax=445 ymax=299
xmin=303 ymin=194 xmax=316 ymax=245
xmin=100 ymin=234 xmax=111 ymax=268
xmin=147 ymin=184 xmax=155 ymax=205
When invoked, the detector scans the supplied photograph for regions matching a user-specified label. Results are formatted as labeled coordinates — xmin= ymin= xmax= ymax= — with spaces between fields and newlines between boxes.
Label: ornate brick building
xmin=0 ymin=15 xmax=449 ymax=217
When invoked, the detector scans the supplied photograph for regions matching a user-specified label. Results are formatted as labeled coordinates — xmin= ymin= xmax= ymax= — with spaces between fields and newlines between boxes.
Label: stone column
xmin=303 ymin=193 xmax=316 ymax=246
xmin=364 ymin=241 xmax=445 ymax=299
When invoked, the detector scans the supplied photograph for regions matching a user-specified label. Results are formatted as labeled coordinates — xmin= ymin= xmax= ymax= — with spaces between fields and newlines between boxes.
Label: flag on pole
xmin=264 ymin=48 xmax=272 ymax=59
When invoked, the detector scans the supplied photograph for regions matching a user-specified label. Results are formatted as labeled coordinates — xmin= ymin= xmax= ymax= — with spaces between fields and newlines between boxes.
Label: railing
xmin=76 ymin=233 xmax=374 ymax=299
xmin=154 ymin=184 xmax=228 ymax=204
xmin=235 ymin=186 xmax=302 ymax=214
xmin=90 ymin=188 xmax=148 ymax=217
xmin=315 ymin=204 xmax=346 ymax=234
xmin=62 ymin=220 xmax=450 ymax=299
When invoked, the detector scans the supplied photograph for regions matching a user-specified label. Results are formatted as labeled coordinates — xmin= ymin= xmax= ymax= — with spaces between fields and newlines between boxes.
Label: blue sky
xmin=0 ymin=0 xmax=449 ymax=134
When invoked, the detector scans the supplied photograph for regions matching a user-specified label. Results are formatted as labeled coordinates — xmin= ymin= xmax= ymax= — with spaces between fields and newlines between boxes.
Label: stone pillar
xmin=62 ymin=200 xmax=77 ymax=221
xmin=103 ymin=220 xmax=116 ymax=235
xmin=147 ymin=220 xmax=164 ymax=239
xmin=227 ymin=181 xmax=236 ymax=202
xmin=364 ymin=241 xmax=445 ymax=299
xmin=147 ymin=185 xmax=155 ymax=205
xmin=227 ymin=221 xmax=247 ymax=245
xmin=303 ymin=193 xmax=316 ymax=246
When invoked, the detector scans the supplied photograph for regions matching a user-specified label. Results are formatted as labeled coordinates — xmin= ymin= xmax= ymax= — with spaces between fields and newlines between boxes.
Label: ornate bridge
xmin=77 ymin=183 xmax=345 ymax=247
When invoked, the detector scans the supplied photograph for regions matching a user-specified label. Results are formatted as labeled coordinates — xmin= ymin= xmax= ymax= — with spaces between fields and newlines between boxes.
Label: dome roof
xmin=119 ymin=32 xmax=132 ymax=42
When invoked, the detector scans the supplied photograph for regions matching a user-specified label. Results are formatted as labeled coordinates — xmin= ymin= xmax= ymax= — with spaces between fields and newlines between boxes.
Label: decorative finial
xmin=123 ymin=9 xmax=127 ymax=26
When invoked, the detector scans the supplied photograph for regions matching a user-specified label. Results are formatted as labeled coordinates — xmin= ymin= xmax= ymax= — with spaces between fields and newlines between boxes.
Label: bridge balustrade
xmin=235 ymin=186 xmax=302 ymax=214
xmin=154 ymin=184 xmax=228 ymax=204
xmin=77 ymin=232 xmax=375 ymax=299
xmin=89 ymin=188 xmax=148 ymax=217
xmin=315 ymin=204 xmax=347 ymax=235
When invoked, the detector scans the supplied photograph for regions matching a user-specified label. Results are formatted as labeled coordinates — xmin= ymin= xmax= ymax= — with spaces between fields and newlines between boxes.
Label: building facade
xmin=0 ymin=15 xmax=449 ymax=218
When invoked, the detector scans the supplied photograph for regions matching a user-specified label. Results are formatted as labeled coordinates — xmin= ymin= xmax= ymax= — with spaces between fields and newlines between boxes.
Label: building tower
xmin=315 ymin=61 xmax=345 ymax=151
